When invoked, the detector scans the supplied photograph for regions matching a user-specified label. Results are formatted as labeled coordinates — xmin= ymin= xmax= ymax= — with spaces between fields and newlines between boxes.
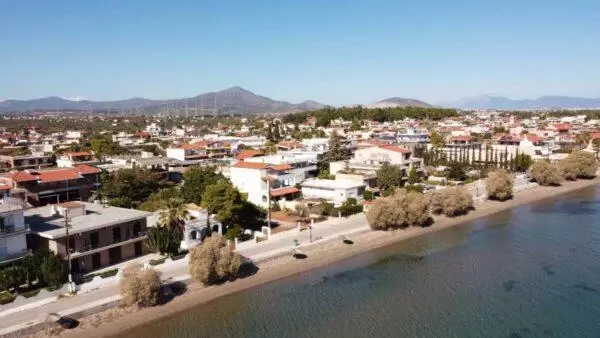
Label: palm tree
xmin=157 ymin=198 xmax=189 ymax=233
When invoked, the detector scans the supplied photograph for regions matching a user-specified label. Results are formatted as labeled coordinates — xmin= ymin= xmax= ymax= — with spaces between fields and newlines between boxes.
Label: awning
xmin=270 ymin=186 xmax=300 ymax=197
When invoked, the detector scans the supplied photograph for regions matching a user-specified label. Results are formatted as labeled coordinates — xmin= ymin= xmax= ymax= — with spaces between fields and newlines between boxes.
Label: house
xmin=397 ymin=128 xmax=430 ymax=143
xmin=26 ymin=201 xmax=153 ymax=274
xmin=300 ymin=178 xmax=365 ymax=206
xmin=56 ymin=151 xmax=97 ymax=168
xmin=446 ymin=135 xmax=475 ymax=147
xmin=0 ymin=197 xmax=29 ymax=265
xmin=166 ymin=141 xmax=230 ymax=162
xmin=229 ymin=161 xmax=301 ymax=208
xmin=179 ymin=203 xmax=223 ymax=250
xmin=0 ymin=165 xmax=101 ymax=206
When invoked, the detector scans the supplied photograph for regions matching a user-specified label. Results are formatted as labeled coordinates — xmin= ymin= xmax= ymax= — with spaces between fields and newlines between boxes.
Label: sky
xmin=1 ymin=0 xmax=599 ymax=106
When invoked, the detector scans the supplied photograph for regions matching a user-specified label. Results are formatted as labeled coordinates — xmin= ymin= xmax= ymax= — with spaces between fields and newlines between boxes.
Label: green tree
xmin=144 ymin=227 xmax=181 ymax=255
xmin=512 ymin=153 xmax=533 ymax=172
xmin=446 ymin=162 xmax=467 ymax=181
xmin=101 ymin=168 xmax=170 ymax=208
xmin=350 ymin=120 xmax=362 ymax=131
xmin=376 ymin=163 xmax=404 ymax=192
xmin=41 ymin=253 xmax=67 ymax=289
xmin=157 ymin=198 xmax=189 ymax=232
xmin=407 ymin=166 xmax=419 ymax=185
xmin=429 ymin=131 xmax=445 ymax=148
xmin=181 ymin=166 xmax=225 ymax=205
xmin=138 ymin=187 xmax=180 ymax=212
xmin=319 ymin=131 xmax=351 ymax=174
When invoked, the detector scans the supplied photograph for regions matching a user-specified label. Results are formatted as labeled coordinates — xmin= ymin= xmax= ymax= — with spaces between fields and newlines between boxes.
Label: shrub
xmin=530 ymin=161 xmax=563 ymax=186
xmin=98 ymin=269 xmax=119 ymax=279
xmin=145 ymin=226 xmax=181 ymax=255
xmin=0 ymin=292 xmax=15 ymax=305
xmin=446 ymin=162 xmax=467 ymax=181
xmin=119 ymin=265 xmax=161 ymax=307
xmin=149 ymin=258 xmax=166 ymax=266
xmin=0 ymin=266 xmax=26 ymax=291
xmin=294 ymin=202 xmax=310 ymax=219
xmin=405 ymin=184 xmax=424 ymax=193
xmin=428 ymin=187 xmax=474 ymax=217
xmin=363 ymin=190 xmax=374 ymax=201
xmin=366 ymin=189 xmax=429 ymax=230
xmin=339 ymin=198 xmax=363 ymax=217
xmin=40 ymin=253 xmax=67 ymax=290
xmin=225 ymin=225 xmax=243 ymax=240
xmin=189 ymin=236 xmax=243 ymax=286
xmin=559 ymin=151 xmax=598 ymax=180
xmin=170 ymin=251 xmax=188 ymax=261
xmin=486 ymin=169 xmax=514 ymax=201
xmin=329 ymin=207 xmax=341 ymax=217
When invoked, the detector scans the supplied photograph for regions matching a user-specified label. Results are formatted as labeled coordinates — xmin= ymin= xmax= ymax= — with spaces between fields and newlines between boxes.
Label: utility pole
xmin=64 ymin=209 xmax=75 ymax=293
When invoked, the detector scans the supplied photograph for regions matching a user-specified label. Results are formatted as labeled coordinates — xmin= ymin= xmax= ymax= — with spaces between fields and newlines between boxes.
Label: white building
xmin=145 ymin=123 xmax=162 ymax=137
xmin=229 ymin=161 xmax=301 ymax=208
xmin=301 ymin=178 xmax=365 ymax=206
xmin=0 ymin=197 xmax=29 ymax=265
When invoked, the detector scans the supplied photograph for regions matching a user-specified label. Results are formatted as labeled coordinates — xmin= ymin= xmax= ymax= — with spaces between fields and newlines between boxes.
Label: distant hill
xmin=367 ymin=97 xmax=433 ymax=109
xmin=442 ymin=95 xmax=600 ymax=110
xmin=0 ymin=87 xmax=325 ymax=114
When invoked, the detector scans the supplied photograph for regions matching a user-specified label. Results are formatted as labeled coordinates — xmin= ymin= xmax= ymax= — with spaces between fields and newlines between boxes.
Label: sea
xmin=126 ymin=185 xmax=600 ymax=338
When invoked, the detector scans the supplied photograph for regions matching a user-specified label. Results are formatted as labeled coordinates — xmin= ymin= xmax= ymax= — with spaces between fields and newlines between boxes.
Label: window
xmin=190 ymin=230 xmax=198 ymax=240
xmin=262 ymin=195 xmax=267 ymax=202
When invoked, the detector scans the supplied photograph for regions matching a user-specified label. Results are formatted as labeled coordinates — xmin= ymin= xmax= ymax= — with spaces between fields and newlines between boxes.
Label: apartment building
xmin=0 ymin=197 xmax=29 ymax=265
xmin=56 ymin=151 xmax=97 ymax=168
xmin=0 ymin=165 xmax=101 ymax=206
xmin=26 ymin=201 xmax=152 ymax=273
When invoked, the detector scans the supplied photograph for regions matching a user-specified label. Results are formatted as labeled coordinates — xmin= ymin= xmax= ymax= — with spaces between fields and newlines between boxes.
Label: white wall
xmin=166 ymin=148 xmax=186 ymax=161
xmin=230 ymin=167 xmax=268 ymax=207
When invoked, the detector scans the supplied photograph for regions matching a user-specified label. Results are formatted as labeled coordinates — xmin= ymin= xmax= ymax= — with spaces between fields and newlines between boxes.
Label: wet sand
xmin=33 ymin=178 xmax=600 ymax=338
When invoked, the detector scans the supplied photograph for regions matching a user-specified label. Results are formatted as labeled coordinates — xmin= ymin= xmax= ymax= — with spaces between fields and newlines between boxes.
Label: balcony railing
xmin=0 ymin=224 xmax=29 ymax=236
xmin=71 ymin=231 xmax=147 ymax=254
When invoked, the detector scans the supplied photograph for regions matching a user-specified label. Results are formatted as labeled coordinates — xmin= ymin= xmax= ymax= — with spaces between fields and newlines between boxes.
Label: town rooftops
xmin=1 ymin=165 xmax=101 ymax=183
xmin=235 ymin=149 xmax=263 ymax=160
xmin=25 ymin=202 xmax=153 ymax=239
xmin=232 ymin=161 xmax=270 ymax=169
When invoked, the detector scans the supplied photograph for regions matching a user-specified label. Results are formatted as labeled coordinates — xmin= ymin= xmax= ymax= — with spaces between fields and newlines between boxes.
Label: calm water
xmin=127 ymin=186 xmax=600 ymax=338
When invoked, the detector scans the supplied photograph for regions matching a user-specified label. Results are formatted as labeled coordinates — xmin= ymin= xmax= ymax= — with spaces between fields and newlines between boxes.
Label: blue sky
xmin=1 ymin=0 xmax=599 ymax=105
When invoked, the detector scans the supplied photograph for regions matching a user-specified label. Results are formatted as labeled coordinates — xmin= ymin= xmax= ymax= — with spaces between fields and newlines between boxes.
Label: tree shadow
xmin=343 ymin=239 xmax=354 ymax=245
xmin=56 ymin=316 xmax=79 ymax=329
xmin=236 ymin=261 xmax=260 ymax=279
xmin=293 ymin=253 xmax=308 ymax=259
xmin=158 ymin=281 xmax=188 ymax=305
xmin=418 ymin=217 xmax=435 ymax=228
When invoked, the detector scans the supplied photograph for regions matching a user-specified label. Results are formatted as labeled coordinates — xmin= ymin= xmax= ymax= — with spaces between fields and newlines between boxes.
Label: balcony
xmin=70 ymin=231 xmax=147 ymax=257
xmin=0 ymin=224 xmax=29 ymax=237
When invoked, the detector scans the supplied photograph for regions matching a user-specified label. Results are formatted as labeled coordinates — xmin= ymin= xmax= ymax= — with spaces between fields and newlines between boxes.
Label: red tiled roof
xmin=277 ymin=141 xmax=303 ymax=149
xmin=68 ymin=152 xmax=92 ymax=157
xmin=378 ymin=145 xmax=411 ymax=154
xmin=37 ymin=170 xmax=81 ymax=183
xmin=591 ymin=132 xmax=600 ymax=140
xmin=5 ymin=171 xmax=37 ymax=182
xmin=0 ymin=180 xmax=13 ymax=191
xmin=554 ymin=123 xmax=571 ymax=131
xmin=270 ymin=163 xmax=292 ymax=171
xmin=448 ymin=136 xmax=473 ymax=142
xmin=56 ymin=201 xmax=83 ymax=208
xmin=270 ymin=186 xmax=299 ymax=197
xmin=236 ymin=149 xmax=263 ymax=160
xmin=232 ymin=162 xmax=270 ymax=169
xmin=73 ymin=164 xmax=101 ymax=175
xmin=135 ymin=131 xmax=151 ymax=137
xmin=522 ymin=134 xmax=541 ymax=142
xmin=179 ymin=143 xmax=205 ymax=150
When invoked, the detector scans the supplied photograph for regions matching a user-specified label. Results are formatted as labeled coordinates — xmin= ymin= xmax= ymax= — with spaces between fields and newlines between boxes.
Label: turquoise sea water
xmin=126 ymin=186 xmax=600 ymax=338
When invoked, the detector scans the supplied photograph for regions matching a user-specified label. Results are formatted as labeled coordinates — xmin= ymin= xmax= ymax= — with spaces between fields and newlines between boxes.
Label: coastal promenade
xmin=0 ymin=214 xmax=369 ymax=336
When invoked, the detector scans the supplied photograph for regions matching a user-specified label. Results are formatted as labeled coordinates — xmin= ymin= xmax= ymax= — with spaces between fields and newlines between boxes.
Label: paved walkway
xmin=0 ymin=213 xmax=369 ymax=335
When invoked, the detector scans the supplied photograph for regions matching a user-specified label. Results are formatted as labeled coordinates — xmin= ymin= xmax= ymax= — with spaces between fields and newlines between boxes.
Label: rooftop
xmin=301 ymin=178 xmax=365 ymax=190
xmin=25 ymin=202 xmax=152 ymax=239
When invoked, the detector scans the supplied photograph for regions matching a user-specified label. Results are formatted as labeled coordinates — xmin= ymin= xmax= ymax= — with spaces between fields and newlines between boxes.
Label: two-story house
xmin=0 ymin=154 xmax=54 ymax=170
xmin=0 ymin=165 xmax=101 ymax=206
xmin=56 ymin=151 xmax=97 ymax=168
xmin=26 ymin=201 xmax=153 ymax=273
xmin=0 ymin=197 xmax=29 ymax=265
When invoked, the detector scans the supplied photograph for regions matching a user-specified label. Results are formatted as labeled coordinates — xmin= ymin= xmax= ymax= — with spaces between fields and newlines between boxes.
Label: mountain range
xmin=366 ymin=97 xmax=432 ymax=109
xmin=441 ymin=95 xmax=600 ymax=110
xmin=2 ymin=88 xmax=600 ymax=113
xmin=0 ymin=87 xmax=326 ymax=115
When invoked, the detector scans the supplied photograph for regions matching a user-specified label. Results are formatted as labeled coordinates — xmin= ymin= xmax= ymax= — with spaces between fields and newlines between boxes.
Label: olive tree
xmin=119 ymin=265 xmax=161 ymax=307
xmin=530 ymin=160 xmax=563 ymax=186
xmin=189 ymin=236 xmax=242 ymax=285
xmin=486 ymin=169 xmax=514 ymax=201
xmin=366 ymin=190 xmax=429 ymax=230
xmin=559 ymin=151 xmax=598 ymax=180
xmin=428 ymin=186 xmax=474 ymax=217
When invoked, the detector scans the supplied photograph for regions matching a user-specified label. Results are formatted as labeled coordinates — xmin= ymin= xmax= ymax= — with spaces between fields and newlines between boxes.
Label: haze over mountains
xmin=440 ymin=95 xmax=600 ymax=110
xmin=0 ymin=87 xmax=326 ymax=114
xmin=1 ymin=87 xmax=599 ymax=113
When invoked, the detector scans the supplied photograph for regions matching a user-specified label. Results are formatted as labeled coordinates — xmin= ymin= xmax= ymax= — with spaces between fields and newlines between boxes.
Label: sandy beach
xmin=30 ymin=178 xmax=600 ymax=338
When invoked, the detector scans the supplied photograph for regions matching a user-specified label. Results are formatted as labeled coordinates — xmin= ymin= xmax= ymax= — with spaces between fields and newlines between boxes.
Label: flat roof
xmin=301 ymin=178 xmax=365 ymax=190
xmin=25 ymin=202 xmax=153 ymax=239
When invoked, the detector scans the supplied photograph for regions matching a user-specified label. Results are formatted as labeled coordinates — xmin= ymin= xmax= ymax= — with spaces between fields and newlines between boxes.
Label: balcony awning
xmin=270 ymin=186 xmax=300 ymax=197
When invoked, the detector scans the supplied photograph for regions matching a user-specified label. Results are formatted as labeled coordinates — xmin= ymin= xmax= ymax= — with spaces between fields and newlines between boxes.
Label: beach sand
xmin=31 ymin=178 xmax=600 ymax=338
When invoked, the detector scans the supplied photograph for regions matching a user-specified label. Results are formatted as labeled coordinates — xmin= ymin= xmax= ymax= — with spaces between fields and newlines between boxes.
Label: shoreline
xmin=30 ymin=178 xmax=600 ymax=337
